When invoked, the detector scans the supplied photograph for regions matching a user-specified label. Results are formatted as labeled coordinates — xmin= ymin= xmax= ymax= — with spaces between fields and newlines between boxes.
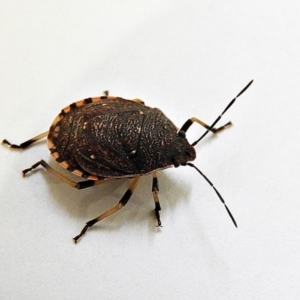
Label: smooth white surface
xmin=1 ymin=1 xmax=299 ymax=299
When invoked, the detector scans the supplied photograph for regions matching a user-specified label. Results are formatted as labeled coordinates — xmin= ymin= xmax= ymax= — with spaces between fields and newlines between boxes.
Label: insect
xmin=2 ymin=80 xmax=253 ymax=243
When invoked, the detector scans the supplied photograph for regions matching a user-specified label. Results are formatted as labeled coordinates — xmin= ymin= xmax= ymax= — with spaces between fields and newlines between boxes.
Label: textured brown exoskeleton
xmin=2 ymin=80 xmax=253 ymax=243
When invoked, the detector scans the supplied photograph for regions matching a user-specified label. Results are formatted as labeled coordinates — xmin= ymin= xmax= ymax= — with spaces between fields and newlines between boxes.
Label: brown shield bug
xmin=2 ymin=80 xmax=253 ymax=243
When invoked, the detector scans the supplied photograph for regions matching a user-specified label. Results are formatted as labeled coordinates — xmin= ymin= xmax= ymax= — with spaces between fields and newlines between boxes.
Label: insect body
xmin=3 ymin=80 xmax=253 ymax=243
xmin=48 ymin=97 xmax=196 ymax=179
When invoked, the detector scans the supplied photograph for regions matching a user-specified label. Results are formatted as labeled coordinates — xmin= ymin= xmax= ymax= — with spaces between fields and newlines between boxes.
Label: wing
xmin=74 ymin=110 xmax=145 ymax=177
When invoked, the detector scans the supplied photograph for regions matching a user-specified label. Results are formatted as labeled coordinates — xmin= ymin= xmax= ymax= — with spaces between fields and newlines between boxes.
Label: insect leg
xmin=152 ymin=172 xmax=162 ymax=227
xmin=179 ymin=117 xmax=231 ymax=134
xmin=22 ymin=159 xmax=105 ymax=189
xmin=132 ymin=98 xmax=145 ymax=105
xmin=103 ymin=90 xmax=144 ymax=105
xmin=73 ymin=176 xmax=140 ymax=243
xmin=2 ymin=131 xmax=49 ymax=149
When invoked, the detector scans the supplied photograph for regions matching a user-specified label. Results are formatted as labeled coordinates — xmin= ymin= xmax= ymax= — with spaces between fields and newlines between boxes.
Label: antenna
xmin=192 ymin=80 xmax=253 ymax=146
xmin=187 ymin=162 xmax=237 ymax=227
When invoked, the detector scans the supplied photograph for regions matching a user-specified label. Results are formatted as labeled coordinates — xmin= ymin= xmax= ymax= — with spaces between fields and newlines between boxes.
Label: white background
xmin=0 ymin=1 xmax=299 ymax=299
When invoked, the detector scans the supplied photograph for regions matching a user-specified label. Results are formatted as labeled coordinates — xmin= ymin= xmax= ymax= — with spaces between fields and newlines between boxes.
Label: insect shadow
xmin=38 ymin=165 xmax=191 ymax=233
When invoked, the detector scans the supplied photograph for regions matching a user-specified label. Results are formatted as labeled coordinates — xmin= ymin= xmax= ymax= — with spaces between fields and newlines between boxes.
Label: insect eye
xmin=177 ymin=131 xmax=186 ymax=138
xmin=172 ymin=158 xmax=181 ymax=168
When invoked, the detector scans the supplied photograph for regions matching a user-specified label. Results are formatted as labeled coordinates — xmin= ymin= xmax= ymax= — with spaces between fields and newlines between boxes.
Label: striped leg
xmin=179 ymin=117 xmax=231 ymax=134
xmin=22 ymin=159 xmax=105 ymax=189
xmin=73 ymin=176 xmax=140 ymax=243
xmin=2 ymin=131 xmax=49 ymax=149
xmin=132 ymin=98 xmax=145 ymax=105
xmin=152 ymin=172 xmax=162 ymax=227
